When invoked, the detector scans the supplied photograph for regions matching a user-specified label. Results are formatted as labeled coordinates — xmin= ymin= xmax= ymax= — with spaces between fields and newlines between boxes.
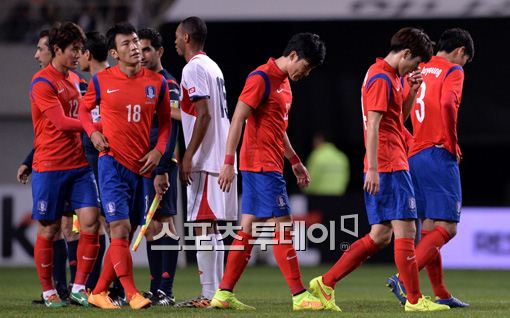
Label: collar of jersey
xmin=375 ymin=58 xmax=398 ymax=76
xmin=267 ymin=58 xmax=288 ymax=81
xmin=47 ymin=62 xmax=68 ymax=80
xmin=112 ymin=65 xmax=145 ymax=79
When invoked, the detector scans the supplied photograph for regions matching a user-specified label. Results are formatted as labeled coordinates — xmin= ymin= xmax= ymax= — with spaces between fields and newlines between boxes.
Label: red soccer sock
xmin=92 ymin=248 xmax=116 ymax=294
xmin=34 ymin=235 xmax=54 ymax=292
xmin=109 ymin=238 xmax=138 ymax=300
xmin=273 ymin=231 xmax=305 ymax=295
xmin=416 ymin=226 xmax=451 ymax=271
xmin=421 ymin=230 xmax=452 ymax=299
xmin=323 ymin=235 xmax=379 ymax=288
xmin=74 ymin=231 xmax=100 ymax=285
xmin=394 ymin=238 xmax=422 ymax=304
xmin=219 ymin=231 xmax=253 ymax=291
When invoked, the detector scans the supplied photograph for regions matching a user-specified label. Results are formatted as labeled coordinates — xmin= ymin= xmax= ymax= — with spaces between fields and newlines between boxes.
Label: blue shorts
xmin=409 ymin=146 xmax=462 ymax=222
xmin=241 ymin=171 xmax=291 ymax=218
xmin=364 ymin=170 xmax=417 ymax=225
xmin=32 ymin=166 xmax=100 ymax=221
xmin=145 ymin=163 xmax=178 ymax=217
xmin=82 ymin=133 xmax=104 ymax=216
xmin=98 ymin=155 xmax=148 ymax=225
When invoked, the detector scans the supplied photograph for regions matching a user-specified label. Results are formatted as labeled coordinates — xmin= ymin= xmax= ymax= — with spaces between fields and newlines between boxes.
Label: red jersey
xmin=238 ymin=58 xmax=292 ymax=173
xmin=409 ymin=56 xmax=464 ymax=158
xmin=361 ymin=58 xmax=408 ymax=173
xmin=30 ymin=64 xmax=88 ymax=172
xmin=82 ymin=66 xmax=171 ymax=176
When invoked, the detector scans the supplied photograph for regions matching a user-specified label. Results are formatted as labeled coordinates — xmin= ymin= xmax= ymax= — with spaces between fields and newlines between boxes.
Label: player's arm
xmin=155 ymin=80 xmax=180 ymax=175
xmin=364 ymin=111 xmax=383 ymax=195
xmin=140 ymin=80 xmax=172 ymax=176
xmin=17 ymin=148 xmax=35 ymax=184
xmin=441 ymin=68 xmax=464 ymax=163
xmin=78 ymin=77 xmax=109 ymax=151
xmin=218 ymin=101 xmax=252 ymax=192
xmin=283 ymin=132 xmax=310 ymax=188
xmin=180 ymin=97 xmax=211 ymax=185
xmin=403 ymin=68 xmax=423 ymax=120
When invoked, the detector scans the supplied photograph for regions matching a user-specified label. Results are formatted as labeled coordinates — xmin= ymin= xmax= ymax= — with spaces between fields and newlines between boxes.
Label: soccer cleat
xmin=44 ymin=294 xmax=67 ymax=308
xmin=386 ymin=274 xmax=407 ymax=305
xmin=109 ymin=287 xmax=127 ymax=306
xmin=309 ymin=276 xmax=341 ymax=311
xmin=154 ymin=290 xmax=175 ymax=306
xmin=405 ymin=296 xmax=450 ymax=312
xmin=175 ymin=295 xmax=212 ymax=308
xmin=435 ymin=296 xmax=470 ymax=308
xmin=210 ymin=290 xmax=255 ymax=310
xmin=88 ymin=291 xmax=120 ymax=309
xmin=292 ymin=290 xmax=324 ymax=311
xmin=129 ymin=293 xmax=151 ymax=309
xmin=70 ymin=289 xmax=90 ymax=307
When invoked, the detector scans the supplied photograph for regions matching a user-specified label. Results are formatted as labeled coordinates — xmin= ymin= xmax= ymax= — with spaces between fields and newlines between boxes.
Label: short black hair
xmin=48 ymin=22 xmax=86 ymax=57
xmin=180 ymin=16 xmax=207 ymax=48
xmin=138 ymin=28 xmax=163 ymax=50
xmin=106 ymin=22 xmax=137 ymax=50
xmin=38 ymin=29 xmax=49 ymax=48
xmin=84 ymin=31 xmax=108 ymax=62
xmin=283 ymin=33 xmax=326 ymax=68
xmin=436 ymin=28 xmax=475 ymax=62
xmin=390 ymin=27 xmax=434 ymax=63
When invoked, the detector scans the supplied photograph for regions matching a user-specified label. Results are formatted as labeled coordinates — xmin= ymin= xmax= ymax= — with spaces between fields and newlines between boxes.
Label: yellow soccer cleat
xmin=129 ymin=293 xmax=151 ymax=310
xmin=309 ymin=276 xmax=342 ymax=311
xmin=292 ymin=290 xmax=324 ymax=311
xmin=405 ymin=296 xmax=451 ymax=312
xmin=210 ymin=290 xmax=255 ymax=310
xmin=88 ymin=291 xmax=120 ymax=309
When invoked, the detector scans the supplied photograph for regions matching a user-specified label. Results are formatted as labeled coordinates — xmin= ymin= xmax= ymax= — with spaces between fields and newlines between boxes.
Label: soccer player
xmin=30 ymin=22 xmax=101 ymax=308
xmin=386 ymin=28 xmax=474 ymax=308
xmin=174 ymin=16 xmax=238 ymax=307
xmin=80 ymin=22 xmax=171 ymax=310
xmin=211 ymin=32 xmax=326 ymax=311
xmin=307 ymin=27 xmax=450 ymax=312
xmin=138 ymin=27 xmax=181 ymax=306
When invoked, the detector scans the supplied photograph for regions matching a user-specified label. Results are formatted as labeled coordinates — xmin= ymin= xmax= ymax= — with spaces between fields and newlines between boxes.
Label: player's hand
xmin=90 ymin=131 xmax=109 ymax=152
xmin=407 ymin=68 xmax=423 ymax=94
xmin=139 ymin=149 xmax=162 ymax=175
xmin=218 ymin=164 xmax=235 ymax=192
xmin=17 ymin=164 xmax=31 ymax=184
xmin=292 ymin=163 xmax=311 ymax=188
xmin=154 ymin=173 xmax=169 ymax=196
xmin=364 ymin=168 xmax=380 ymax=195
xmin=179 ymin=152 xmax=193 ymax=185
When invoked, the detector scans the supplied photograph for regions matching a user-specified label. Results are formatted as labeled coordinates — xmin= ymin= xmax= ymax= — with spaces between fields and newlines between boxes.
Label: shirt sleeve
xmin=441 ymin=69 xmax=464 ymax=153
xmin=155 ymin=80 xmax=171 ymax=155
xmin=185 ymin=62 xmax=209 ymax=101
xmin=364 ymin=77 xmax=390 ymax=112
xmin=31 ymin=80 xmax=60 ymax=113
xmin=239 ymin=74 xmax=266 ymax=109
xmin=79 ymin=78 xmax=100 ymax=136
xmin=167 ymin=78 xmax=180 ymax=109
xmin=22 ymin=148 xmax=35 ymax=170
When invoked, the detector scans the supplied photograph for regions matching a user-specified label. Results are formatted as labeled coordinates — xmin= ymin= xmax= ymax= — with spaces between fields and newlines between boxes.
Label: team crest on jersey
xmin=189 ymin=87 xmax=196 ymax=94
xmin=408 ymin=197 xmax=417 ymax=211
xmin=145 ymin=85 xmax=156 ymax=99
xmin=277 ymin=195 xmax=287 ymax=209
xmin=106 ymin=201 xmax=116 ymax=215
xmin=37 ymin=200 xmax=48 ymax=213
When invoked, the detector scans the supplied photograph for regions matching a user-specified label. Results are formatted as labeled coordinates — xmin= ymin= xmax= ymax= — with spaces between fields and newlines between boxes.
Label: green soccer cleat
xmin=210 ymin=290 xmax=255 ymax=310
xmin=70 ymin=289 xmax=90 ymax=307
xmin=44 ymin=294 xmax=67 ymax=308
xmin=292 ymin=290 xmax=323 ymax=311
xmin=309 ymin=276 xmax=341 ymax=311
xmin=405 ymin=296 xmax=451 ymax=312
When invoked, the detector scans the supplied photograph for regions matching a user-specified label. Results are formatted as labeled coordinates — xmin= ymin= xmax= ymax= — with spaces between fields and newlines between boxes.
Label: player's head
xmin=106 ymin=22 xmax=141 ymax=66
xmin=175 ymin=16 xmax=207 ymax=56
xmin=49 ymin=22 xmax=86 ymax=70
xmin=282 ymin=33 xmax=326 ymax=81
xmin=390 ymin=27 xmax=434 ymax=76
xmin=34 ymin=30 xmax=51 ymax=68
xmin=79 ymin=31 xmax=108 ymax=72
xmin=436 ymin=28 xmax=474 ymax=66
xmin=138 ymin=28 xmax=164 ymax=71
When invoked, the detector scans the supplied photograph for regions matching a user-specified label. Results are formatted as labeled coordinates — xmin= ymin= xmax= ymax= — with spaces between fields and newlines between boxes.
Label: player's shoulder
xmin=143 ymin=68 xmax=165 ymax=82
xmin=31 ymin=66 xmax=52 ymax=83
xmin=160 ymin=69 xmax=177 ymax=82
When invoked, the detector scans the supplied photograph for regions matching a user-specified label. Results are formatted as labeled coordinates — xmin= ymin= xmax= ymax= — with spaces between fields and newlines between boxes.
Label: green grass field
xmin=1 ymin=265 xmax=509 ymax=317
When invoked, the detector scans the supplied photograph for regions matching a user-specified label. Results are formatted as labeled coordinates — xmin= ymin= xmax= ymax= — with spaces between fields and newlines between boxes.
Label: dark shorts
xmin=241 ymin=171 xmax=291 ymax=218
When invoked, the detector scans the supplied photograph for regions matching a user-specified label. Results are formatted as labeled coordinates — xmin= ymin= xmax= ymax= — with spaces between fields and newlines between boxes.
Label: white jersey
xmin=180 ymin=52 xmax=236 ymax=173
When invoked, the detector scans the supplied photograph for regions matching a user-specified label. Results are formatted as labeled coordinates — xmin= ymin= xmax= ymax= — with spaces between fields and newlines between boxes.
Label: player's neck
xmin=436 ymin=51 xmax=455 ymax=64
xmin=89 ymin=60 xmax=109 ymax=76
xmin=274 ymin=56 xmax=289 ymax=76
xmin=151 ymin=61 xmax=163 ymax=73
xmin=184 ymin=47 xmax=204 ymax=62
xmin=119 ymin=62 xmax=141 ymax=77
xmin=51 ymin=60 xmax=70 ymax=76
xmin=383 ymin=52 xmax=401 ymax=75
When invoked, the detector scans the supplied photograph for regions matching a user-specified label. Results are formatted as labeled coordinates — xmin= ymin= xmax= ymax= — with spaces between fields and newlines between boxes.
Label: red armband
xmin=224 ymin=154 xmax=235 ymax=165
xmin=289 ymin=154 xmax=301 ymax=166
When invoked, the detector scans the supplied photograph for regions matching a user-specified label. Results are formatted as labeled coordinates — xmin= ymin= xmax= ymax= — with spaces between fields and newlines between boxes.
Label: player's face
xmin=398 ymin=53 xmax=422 ymax=77
xmin=55 ymin=41 xmax=83 ymax=70
xmin=175 ymin=24 xmax=186 ymax=57
xmin=140 ymin=39 xmax=160 ymax=71
xmin=79 ymin=48 xmax=90 ymax=72
xmin=113 ymin=33 xmax=141 ymax=66
xmin=34 ymin=36 xmax=52 ymax=68
xmin=287 ymin=54 xmax=313 ymax=81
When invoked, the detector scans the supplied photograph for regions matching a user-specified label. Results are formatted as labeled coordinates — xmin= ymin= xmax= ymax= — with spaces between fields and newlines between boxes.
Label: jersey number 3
xmin=415 ymin=82 xmax=426 ymax=123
